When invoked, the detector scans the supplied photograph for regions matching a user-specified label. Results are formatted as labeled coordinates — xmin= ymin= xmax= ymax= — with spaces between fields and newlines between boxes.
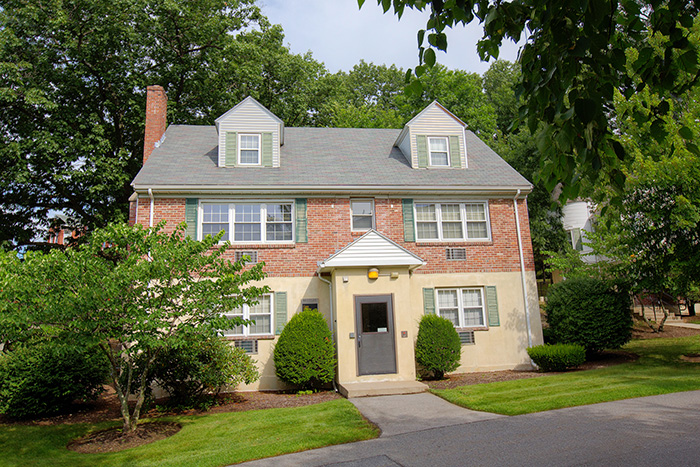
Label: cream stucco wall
xmin=411 ymin=271 xmax=543 ymax=372
xmin=332 ymin=267 xmax=417 ymax=385
xmin=233 ymin=270 xmax=543 ymax=391
xmin=235 ymin=276 xmax=331 ymax=391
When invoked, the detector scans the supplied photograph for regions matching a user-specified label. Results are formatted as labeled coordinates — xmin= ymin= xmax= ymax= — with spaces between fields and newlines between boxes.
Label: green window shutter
xmin=225 ymin=132 xmax=237 ymax=167
xmin=416 ymin=135 xmax=428 ymax=168
xmin=295 ymin=198 xmax=308 ymax=243
xmin=449 ymin=135 xmax=461 ymax=168
xmin=402 ymin=199 xmax=415 ymax=242
xmin=275 ymin=292 xmax=287 ymax=335
xmin=486 ymin=286 xmax=500 ymax=327
xmin=185 ymin=198 xmax=198 ymax=239
xmin=423 ymin=288 xmax=435 ymax=315
xmin=262 ymin=132 xmax=273 ymax=167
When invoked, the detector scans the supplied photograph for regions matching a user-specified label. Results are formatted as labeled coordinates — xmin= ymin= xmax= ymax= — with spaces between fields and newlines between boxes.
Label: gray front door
xmin=355 ymin=294 xmax=397 ymax=375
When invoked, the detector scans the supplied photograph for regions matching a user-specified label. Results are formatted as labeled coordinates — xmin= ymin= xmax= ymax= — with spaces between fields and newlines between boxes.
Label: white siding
xmin=407 ymin=104 xmax=467 ymax=168
xmin=217 ymin=99 xmax=281 ymax=167
xmin=562 ymin=201 xmax=598 ymax=263
xmin=561 ymin=201 xmax=593 ymax=231
xmin=322 ymin=231 xmax=424 ymax=267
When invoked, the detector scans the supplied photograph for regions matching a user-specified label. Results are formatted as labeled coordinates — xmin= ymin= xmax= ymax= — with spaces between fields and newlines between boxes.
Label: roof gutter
xmin=513 ymin=189 xmax=533 ymax=350
xmin=133 ymin=184 xmax=533 ymax=197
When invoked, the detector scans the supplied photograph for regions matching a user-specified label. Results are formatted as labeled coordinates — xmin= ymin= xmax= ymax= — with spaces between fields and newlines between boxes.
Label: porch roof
xmin=317 ymin=230 xmax=425 ymax=272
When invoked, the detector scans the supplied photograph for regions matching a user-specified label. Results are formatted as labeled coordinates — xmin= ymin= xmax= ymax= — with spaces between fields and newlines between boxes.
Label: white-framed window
xmin=568 ymin=228 xmax=583 ymax=251
xmin=351 ymin=199 xmax=375 ymax=231
xmin=428 ymin=137 xmax=449 ymax=166
xmin=238 ymin=134 xmax=261 ymax=165
xmin=436 ymin=288 xmax=486 ymax=328
xmin=414 ymin=202 xmax=490 ymax=241
xmin=201 ymin=202 xmax=293 ymax=243
xmin=222 ymin=294 xmax=273 ymax=336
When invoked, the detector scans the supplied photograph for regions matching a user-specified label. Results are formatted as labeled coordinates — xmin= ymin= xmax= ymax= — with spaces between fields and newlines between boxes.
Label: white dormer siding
xmin=215 ymin=96 xmax=284 ymax=168
xmin=395 ymin=101 xmax=468 ymax=169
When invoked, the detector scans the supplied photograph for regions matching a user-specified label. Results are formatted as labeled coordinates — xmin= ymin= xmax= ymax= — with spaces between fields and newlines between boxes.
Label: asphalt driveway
xmin=238 ymin=390 xmax=700 ymax=466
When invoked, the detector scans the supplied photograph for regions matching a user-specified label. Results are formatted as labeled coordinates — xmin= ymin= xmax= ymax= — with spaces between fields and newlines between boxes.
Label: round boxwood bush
xmin=527 ymin=343 xmax=586 ymax=371
xmin=151 ymin=334 xmax=259 ymax=408
xmin=273 ymin=308 xmax=335 ymax=389
xmin=0 ymin=341 xmax=109 ymax=418
xmin=415 ymin=314 xmax=461 ymax=379
xmin=546 ymin=277 xmax=632 ymax=353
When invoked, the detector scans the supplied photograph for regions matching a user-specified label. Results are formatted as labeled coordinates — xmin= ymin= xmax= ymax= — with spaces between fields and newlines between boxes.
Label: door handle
xmin=357 ymin=334 xmax=361 ymax=348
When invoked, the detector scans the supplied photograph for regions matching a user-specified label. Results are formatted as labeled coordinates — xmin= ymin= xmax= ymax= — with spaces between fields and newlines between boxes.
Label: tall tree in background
xmin=0 ymin=0 xmax=330 ymax=245
xmin=484 ymin=60 xmax=567 ymax=283
xmin=363 ymin=0 xmax=700 ymax=202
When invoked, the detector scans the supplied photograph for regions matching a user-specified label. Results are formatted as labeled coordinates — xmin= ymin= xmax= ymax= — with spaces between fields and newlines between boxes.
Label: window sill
xmin=455 ymin=327 xmax=488 ymax=332
xmin=226 ymin=243 xmax=296 ymax=249
xmin=415 ymin=241 xmax=493 ymax=247
xmin=223 ymin=335 xmax=275 ymax=341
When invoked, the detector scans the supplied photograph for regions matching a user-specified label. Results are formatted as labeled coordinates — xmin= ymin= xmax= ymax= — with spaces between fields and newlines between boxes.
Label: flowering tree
xmin=0 ymin=222 xmax=267 ymax=432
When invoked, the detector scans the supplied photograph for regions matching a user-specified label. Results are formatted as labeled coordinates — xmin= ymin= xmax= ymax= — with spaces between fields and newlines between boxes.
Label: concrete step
xmin=338 ymin=380 xmax=428 ymax=398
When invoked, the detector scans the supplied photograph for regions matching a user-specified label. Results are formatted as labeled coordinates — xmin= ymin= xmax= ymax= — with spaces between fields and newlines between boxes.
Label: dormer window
xmin=428 ymin=137 xmax=449 ymax=166
xmin=239 ymin=134 xmax=261 ymax=165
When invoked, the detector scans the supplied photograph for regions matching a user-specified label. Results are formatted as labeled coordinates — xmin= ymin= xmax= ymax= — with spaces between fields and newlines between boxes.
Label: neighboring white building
xmin=561 ymin=200 xmax=599 ymax=264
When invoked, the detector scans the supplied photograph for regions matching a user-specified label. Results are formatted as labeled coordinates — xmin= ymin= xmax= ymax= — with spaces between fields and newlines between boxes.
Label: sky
xmin=260 ymin=0 xmax=523 ymax=76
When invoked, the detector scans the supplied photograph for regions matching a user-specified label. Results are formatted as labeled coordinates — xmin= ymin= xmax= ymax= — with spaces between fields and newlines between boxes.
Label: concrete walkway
xmin=665 ymin=321 xmax=700 ymax=329
xmin=348 ymin=393 xmax=503 ymax=437
xmin=238 ymin=390 xmax=700 ymax=467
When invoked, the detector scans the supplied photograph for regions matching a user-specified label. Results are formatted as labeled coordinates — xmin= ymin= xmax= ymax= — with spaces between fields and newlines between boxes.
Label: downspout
xmin=513 ymin=189 xmax=533 ymax=349
xmin=148 ymin=188 xmax=154 ymax=228
xmin=315 ymin=268 xmax=335 ymax=338
xmin=316 ymin=267 xmax=338 ymax=392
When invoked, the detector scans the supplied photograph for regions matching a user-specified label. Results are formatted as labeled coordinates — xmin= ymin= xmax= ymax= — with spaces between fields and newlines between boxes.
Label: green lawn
xmin=0 ymin=399 xmax=378 ymax=467
xmin=433 ymin=335 xmax=700 ymax=415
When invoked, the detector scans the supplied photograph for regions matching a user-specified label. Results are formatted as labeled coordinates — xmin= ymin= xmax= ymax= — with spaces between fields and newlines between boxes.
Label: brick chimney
xmin=143 ymin=85 xmax=167 ymax=164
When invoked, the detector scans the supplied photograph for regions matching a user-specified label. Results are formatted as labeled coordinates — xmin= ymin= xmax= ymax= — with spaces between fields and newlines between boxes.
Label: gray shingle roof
xmin=132 ymin=126 xmax=531 ymax=193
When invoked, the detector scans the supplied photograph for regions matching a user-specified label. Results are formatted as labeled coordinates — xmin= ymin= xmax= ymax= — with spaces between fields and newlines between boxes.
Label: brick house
xmin=130 ymin=85 xmax=544 ymax=396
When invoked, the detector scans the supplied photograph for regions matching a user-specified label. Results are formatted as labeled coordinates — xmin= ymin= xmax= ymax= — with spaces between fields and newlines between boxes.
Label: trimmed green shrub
xmin=527 ymin=343 xmax=586 ymax=371
xmin=546 ymin=277 xmax=632 ymax=353
xmin=151 ymin=334 xmax=259 ymax=408
xmin=273 ymin=309 xmax=335 ymax=389
xmin=415 ymin=314 xmax=461 ymax=379
xmin=0 ymin=341 xmax=108 ymax=418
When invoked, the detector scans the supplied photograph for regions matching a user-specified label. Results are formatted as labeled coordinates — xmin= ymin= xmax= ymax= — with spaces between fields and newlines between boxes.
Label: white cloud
xmin=260 ymin=0 xmax=522 ymax=75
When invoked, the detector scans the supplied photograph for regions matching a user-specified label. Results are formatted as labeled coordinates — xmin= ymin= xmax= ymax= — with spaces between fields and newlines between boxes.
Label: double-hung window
xmin=238 ymin=134 xmax=261 ymax=165
xmin=351 ymin=199 xmax=374 ymax=231
xmin=436 ymin=288 xmax=486 ymax=328
xmin=428 ymin=137 xmax=449 ymax=166
xmin=414 ymin=202 xmax=490 ymax=241
xmin=201 ymin=203 xmax=293 ymax=243
xmin=222 ymin=295 xmax=273 ymax=336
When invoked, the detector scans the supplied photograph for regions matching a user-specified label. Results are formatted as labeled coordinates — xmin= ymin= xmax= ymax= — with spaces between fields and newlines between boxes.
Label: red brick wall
xmin=135 ymin=197 xmax=535 ymax=276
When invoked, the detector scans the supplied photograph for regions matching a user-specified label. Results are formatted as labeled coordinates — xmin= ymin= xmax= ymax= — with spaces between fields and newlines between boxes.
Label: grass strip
xmin=432 ymin=336 xmax=700 ymax=415
xmin=0 ymin=399 xmax=378 ymax=467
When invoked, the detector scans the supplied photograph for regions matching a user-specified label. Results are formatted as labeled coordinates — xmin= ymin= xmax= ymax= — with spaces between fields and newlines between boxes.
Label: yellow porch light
xmin=368 ymin=268 xmax=379 ymax=280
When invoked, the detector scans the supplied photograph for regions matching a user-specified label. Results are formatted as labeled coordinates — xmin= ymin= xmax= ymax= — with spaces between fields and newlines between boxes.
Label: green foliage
xmin=0 ymin=1 xmax=333 ymax=245
xmin=151 ymin=335 xmax=259 ymax=408
xmin=527 ymin=343 xmax=586 ymax=372
xmin=434 ymin=336 xmax=700 ymax=416
xmin=415 ymin=314 xmax=461 ymax=379
xmin=0 ymin=399 xmax=378 ymax=466
xmin=273 ymin=309 xmax=335 ymax=389
xmin=0 ymin=341 xmax=108 ymax=418
xmin=366 ymin=0 xmax=700 ymax=201
xmin=546 ymin=277 xmax=632 ymax=353
xmin=0 ymin=222 xmax=266 ymax=432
